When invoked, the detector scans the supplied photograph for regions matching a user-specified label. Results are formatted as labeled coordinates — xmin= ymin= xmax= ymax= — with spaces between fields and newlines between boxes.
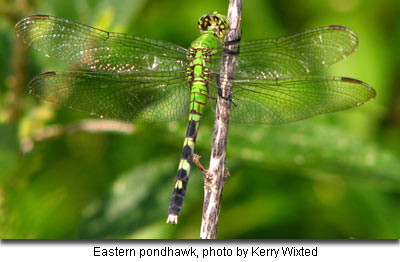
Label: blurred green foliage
xmin=1 ymin=0 xmax=400 ymax=239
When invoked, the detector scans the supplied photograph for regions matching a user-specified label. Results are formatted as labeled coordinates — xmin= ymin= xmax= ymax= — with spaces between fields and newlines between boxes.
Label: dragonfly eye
xmin=198 ymin=12 xmax=229 ymax=39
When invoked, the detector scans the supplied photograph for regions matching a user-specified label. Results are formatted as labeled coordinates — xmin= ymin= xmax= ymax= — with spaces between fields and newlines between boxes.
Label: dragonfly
xmin=15 ymin=12 xmax=376 ymax=224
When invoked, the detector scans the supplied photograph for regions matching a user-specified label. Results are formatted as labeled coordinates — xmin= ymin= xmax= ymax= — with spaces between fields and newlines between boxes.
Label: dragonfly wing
xmin=211 ymin=26 xmax=358 ymax=78
xmin=210 ymin=76 xmax=375 ymax=125
xmin=15 ymin=15 xmax=187 ymax=72
xmin=29 ymin=71 xmax=190 ymax=123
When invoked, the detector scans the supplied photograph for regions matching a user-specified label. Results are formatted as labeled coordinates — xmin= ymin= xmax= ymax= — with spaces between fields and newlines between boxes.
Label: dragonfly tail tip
xmin=166 ymin=215 xmax=178 ymax=225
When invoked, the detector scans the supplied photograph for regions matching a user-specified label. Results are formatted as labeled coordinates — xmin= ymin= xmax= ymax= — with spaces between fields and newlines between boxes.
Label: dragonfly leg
xmin=217 ymin=86 xmax=238 ymax=106
xmin=223 ymin=48 xmax=240 ymax=55
xmin=223 ymin=29 xmax=242 ymax=55
xmin=223 ymin=29 xmax=242 ymax=45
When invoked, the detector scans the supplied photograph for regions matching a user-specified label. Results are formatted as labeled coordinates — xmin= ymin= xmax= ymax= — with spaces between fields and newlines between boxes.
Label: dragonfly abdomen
xmin=167 ymin=45 xmax=212 ymax=224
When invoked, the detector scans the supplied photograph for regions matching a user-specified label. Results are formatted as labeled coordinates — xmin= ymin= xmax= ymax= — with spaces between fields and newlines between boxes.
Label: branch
xmin=3 ymin=1 xmax=33 ymax=123
xmin=193 ymin=153 xmax=208 ymax=176
xmin=200 ymin=0 xmax=242 ymax=239
xmin=21 ymin=119 xmax=134 ymax=153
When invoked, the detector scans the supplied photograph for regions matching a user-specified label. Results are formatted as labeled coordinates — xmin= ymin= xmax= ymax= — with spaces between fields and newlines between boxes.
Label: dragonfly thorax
xmin=185 ymin=47 xmax=210 ymax=83
xmin=198 ymin=12 xmax=229 ymax=39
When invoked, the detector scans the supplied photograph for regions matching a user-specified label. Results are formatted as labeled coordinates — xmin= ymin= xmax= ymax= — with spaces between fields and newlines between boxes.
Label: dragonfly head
xmin=198 ymin=12 xmax=229 ymax=39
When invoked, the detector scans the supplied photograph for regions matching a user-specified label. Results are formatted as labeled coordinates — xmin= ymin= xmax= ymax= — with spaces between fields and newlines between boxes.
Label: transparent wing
xmin=15 ymin=15 xmax=188 ymax=73
xmin=210 ymin=75 xmax=376 ymax=124
xmin=211 ymin=25 xmax=358 ymax=78
xmin=29 ymin=71 xmax=190 ymax=123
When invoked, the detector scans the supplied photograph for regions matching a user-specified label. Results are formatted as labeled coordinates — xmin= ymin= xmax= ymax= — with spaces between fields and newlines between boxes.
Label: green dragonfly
xmin=15 ymin=12 xmax=376 ymax=224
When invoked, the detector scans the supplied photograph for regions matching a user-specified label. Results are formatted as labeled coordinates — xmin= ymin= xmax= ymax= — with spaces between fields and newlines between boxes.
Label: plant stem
xmin=200 ymin=0 xmax=242 ymax=239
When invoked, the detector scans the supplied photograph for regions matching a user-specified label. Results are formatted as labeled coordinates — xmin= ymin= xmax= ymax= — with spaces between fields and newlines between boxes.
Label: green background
xmin=1 ymin=0 xmax=399 ymax=239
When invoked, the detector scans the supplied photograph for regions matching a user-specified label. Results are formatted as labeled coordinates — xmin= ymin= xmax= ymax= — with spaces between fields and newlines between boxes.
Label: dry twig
xmin=200 ymin=0 xmax=242 ymax=239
